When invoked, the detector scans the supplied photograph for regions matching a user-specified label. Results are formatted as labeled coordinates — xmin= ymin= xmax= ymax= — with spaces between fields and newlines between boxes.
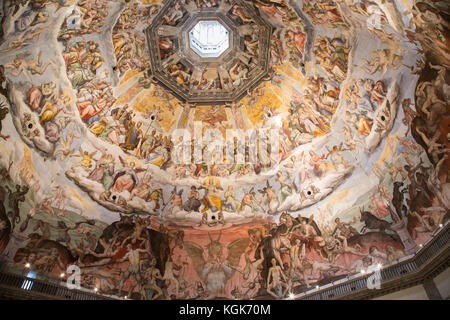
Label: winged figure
xmin=183 ymin=231 xmax=250 ymax=299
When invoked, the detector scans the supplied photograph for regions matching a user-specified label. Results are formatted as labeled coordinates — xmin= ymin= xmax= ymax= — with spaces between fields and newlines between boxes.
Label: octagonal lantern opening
xmin=189 ymin=20 xmax=229 ymax=58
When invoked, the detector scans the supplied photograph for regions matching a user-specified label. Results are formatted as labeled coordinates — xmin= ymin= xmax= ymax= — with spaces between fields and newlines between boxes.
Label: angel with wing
xmin=70 ymin=147 xmax=98 ymax=170
xmin=46 ymin=127 xmax=80 ymax=161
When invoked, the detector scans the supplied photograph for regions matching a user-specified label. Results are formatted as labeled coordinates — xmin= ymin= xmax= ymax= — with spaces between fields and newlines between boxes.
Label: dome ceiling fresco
xmin=0 ymin=0 xmax=448 ymax=300
xmin=146 ymin=0 xmax=272 ymax=103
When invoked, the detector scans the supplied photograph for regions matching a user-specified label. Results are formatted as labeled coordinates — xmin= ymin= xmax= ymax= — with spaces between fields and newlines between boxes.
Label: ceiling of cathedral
xmin=145 ymin=0 xmax=272 ymax=103
xmin=0 ymin=0 xmax=448 ymax=300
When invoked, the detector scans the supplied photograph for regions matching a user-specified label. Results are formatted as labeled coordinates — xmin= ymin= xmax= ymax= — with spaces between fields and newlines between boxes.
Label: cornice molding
xmin=297 ymin=222 xmax=450 ymax=300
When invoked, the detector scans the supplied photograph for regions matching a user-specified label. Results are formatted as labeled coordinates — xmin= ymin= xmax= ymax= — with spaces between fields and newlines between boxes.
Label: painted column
xmin=391 ymin=219 xmax=418 ymax=255
xmin=0 ymin=231 xmax=27 ymax=262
